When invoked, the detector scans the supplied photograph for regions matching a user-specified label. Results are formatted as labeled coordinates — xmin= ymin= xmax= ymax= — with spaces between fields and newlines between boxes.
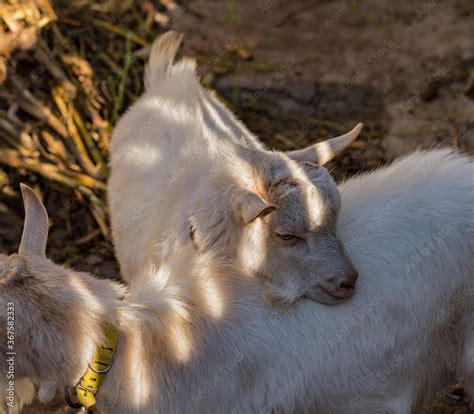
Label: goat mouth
xmin=317 ymin=285 xmax=354 ymax=300
xmin=305 ymin=286 xmax=346 ymax=305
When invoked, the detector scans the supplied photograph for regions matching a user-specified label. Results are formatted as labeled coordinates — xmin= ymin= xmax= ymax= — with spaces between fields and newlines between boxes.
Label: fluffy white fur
xmin=110 ymin=149 xmax=474 ymax=414
xmin=108 ymin=150 xmax=474 ymax=414
xmin=108 ymin=32 xmax=361 ymax=306
xmin=2 ymin=154 xmax=473 ymax=413
xmin=103 ymin=32 xmax=474 ymax=412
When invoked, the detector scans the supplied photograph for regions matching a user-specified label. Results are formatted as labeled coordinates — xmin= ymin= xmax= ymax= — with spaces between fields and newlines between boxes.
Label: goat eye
xmin=302 ymin=161 xmax=319 ymax=170
xmin=276 ymin=233 xmax=298 ymax=241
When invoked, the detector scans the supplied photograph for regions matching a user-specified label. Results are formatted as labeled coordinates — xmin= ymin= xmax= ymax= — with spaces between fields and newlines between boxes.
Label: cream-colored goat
xmin=2 ymin=148 xmax=473 ymax=413
xmin=108 ymin=32 xmax=361 ymax=306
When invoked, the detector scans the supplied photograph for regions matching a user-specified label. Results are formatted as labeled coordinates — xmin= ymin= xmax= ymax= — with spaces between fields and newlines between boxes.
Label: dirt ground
xmin=1 ymin=0 xmax=473 ymax=413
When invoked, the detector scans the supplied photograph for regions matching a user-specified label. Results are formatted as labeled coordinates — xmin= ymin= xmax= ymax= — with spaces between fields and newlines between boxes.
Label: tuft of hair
xmin=144 ymin=31 xmax=198 ymax=94
xmin=121 ymin=257 xmax=194 ymax=330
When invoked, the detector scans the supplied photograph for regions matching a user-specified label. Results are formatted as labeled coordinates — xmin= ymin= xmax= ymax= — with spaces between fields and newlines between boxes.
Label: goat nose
xmin=339 ymin=281 xmax=354 ymax=291
xmin=339 ymin=269 xmax=358 ymax=291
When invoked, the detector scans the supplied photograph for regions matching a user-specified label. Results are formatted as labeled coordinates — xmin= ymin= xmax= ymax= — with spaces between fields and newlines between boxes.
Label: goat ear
xmin=287 ymin=123 xmax=363 ymax=165
xmin=238 ymin=191 xmax=277 ymax=224
xmin=19 ymin=184 xmax=49 ymax=258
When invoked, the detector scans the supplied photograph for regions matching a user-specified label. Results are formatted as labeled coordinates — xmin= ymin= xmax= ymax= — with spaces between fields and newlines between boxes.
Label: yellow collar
xmin=66 ymin=324 xmax=119 ymax=409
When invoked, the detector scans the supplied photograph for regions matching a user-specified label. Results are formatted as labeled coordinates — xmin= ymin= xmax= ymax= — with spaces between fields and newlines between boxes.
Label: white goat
xmin=2 ymin=145 xmax=473 ymax=413
xmin=108 ymin=32 xmax=362 ymax=306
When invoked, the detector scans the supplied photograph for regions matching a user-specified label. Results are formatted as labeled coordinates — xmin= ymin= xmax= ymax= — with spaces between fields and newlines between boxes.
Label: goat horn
xmin=287 ymin=123 xmax=363 ymax=165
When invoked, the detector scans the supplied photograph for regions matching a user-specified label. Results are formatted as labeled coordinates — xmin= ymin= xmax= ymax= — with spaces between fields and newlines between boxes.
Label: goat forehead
xmin=270 ymin=159 xmax=337 ymax=200
xmin=277 ymin=187 xmax=333 ymax=230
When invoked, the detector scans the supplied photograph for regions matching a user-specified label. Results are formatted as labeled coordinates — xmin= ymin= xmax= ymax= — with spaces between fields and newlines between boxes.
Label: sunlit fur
xmin=108 ymin=32 xmax=357 ymax=305
xmin=0 ymin=253 xmax=125 ymax=412
xmin=3 ymin=149 xmax=474 ymax=413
